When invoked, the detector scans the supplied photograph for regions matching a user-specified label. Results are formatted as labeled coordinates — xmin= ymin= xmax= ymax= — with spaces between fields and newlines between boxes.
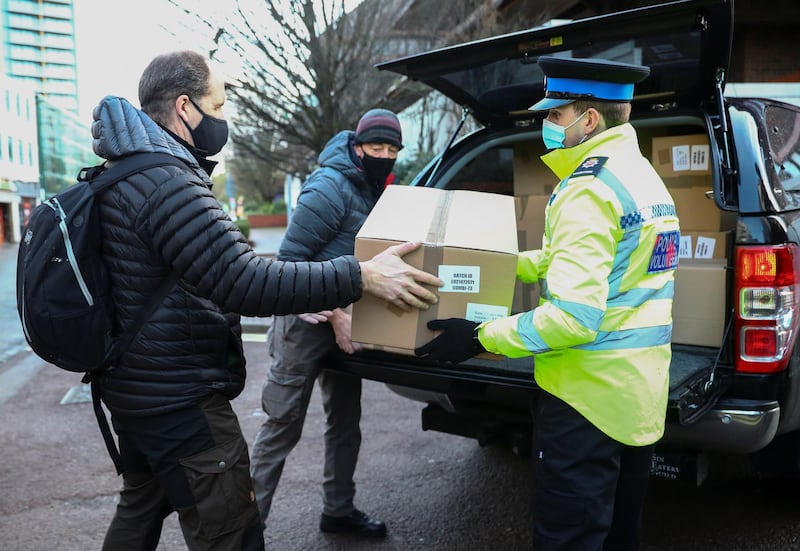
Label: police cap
xmin=529 ymin=56 xmax=650 ymax=112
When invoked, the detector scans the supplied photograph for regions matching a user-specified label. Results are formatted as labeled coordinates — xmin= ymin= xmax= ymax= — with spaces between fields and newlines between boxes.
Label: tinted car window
xmin=446 ymin=144 xmax=514 ymax=195
xmin=767 ymin=105 xmax=800 ymax=193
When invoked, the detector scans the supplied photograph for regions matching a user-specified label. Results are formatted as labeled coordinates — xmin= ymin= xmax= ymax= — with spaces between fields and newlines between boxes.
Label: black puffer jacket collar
xmin=91 ymin=95 xmax=210 ymax=182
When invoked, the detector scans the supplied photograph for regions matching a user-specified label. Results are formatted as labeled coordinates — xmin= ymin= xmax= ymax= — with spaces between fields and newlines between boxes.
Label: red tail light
xmin=735 ymin=245 xmax=800 ymax=373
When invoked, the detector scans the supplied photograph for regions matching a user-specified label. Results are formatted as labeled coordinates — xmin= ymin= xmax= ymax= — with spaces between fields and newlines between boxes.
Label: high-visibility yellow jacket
xmin=480 ymin=123 xmax=679 ymax=446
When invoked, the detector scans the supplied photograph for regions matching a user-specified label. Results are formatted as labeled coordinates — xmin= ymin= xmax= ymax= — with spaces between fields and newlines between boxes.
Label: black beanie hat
xmin=354 ymin=109 xmax=403 ymax=149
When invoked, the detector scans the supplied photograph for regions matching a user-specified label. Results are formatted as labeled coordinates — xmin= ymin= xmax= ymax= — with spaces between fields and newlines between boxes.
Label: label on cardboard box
xmin=672 ymin=145 xmax=691 ymax=172
xmin=679 ymin=235 xmax=717 ymax=259
xmin=679 ymin=235 xmax=692 ymax=258
xmin=678 ymin=231 xmax=730 ymax=260
xmin=466 ymin=302 xmax=508 ymax=322
xmin=691 ymin=145 xmax=710 ymax=171
xmin=652 ymin=134 xmax=712 ymax=177
xmin=439 ymin=265 xmax=480 ymax=293
xmin=671 ymin=144 xmax=710 ymax=173
xmin=694 ymin=236 xmax=716 ymax=259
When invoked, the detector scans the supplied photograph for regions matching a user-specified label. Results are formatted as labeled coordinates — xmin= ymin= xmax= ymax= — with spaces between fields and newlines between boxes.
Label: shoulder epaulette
xmin=569 ymin=156 xmax=608 ymax=179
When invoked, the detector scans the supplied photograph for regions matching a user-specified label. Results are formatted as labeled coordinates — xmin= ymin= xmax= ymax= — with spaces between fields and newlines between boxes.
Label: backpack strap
xmin=90 ymin=380 xmax=122 ymax=474
xmin=79 ymin=152 xmax=191 ymax=475
xmin=88 ymin=272 xmax=180 ymax=476
xmin=80 ymin=151 xmax=191 ymax=192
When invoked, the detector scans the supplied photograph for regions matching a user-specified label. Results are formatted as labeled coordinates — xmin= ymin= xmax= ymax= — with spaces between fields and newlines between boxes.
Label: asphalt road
xmin=6 ymin=337 xmax=800 ymax=551
xmin=0 ymin=337 xmax=535 ymax=551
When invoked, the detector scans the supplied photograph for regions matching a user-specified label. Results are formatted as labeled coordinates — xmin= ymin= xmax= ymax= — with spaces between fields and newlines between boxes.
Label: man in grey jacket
xmin=249 ymin=109 xmax=405 ymax=538
xmin=93 ymin=51 xmax=440 ymax=551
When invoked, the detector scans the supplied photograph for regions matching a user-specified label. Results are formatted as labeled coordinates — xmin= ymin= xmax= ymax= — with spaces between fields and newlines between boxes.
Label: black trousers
xmin=532 ymin=391 xmax=654 ymax=551
xmin=102 ymin=393 xmax=264 ymax=551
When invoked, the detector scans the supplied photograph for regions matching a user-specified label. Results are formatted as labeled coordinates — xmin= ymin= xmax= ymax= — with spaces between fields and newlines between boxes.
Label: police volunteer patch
xmin=649 ymin=230 xmax=680 ymax=273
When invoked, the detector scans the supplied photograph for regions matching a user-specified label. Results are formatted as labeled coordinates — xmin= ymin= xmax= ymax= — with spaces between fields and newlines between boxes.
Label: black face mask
xmin=183 ymin=97 xmax=229 ymax=157
xmin=361 ymin=153 xmax=396 ymax=186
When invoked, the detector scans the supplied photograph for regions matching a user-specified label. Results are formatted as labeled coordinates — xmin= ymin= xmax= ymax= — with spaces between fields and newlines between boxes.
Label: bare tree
xmin=165 ymin=0 xmax=544 ymax=202
xmin=168 ymin=0 xmax=415 ymax=202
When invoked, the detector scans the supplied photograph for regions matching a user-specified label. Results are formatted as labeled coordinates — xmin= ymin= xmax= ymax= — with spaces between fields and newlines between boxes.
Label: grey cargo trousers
xmin=250 ymin=314 xmax=362 ymax=524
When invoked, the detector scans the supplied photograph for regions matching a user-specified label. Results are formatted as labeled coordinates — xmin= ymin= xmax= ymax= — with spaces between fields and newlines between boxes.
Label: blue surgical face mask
xmin=541 ymin=110 xmax=587 ymax=150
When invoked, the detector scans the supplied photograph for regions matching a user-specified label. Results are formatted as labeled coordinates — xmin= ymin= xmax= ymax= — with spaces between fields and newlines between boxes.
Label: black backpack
xmin=16 ymin=151 xmax=187 ymax=473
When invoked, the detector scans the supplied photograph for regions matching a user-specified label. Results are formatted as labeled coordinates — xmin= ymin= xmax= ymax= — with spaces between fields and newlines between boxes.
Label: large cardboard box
xmin=513 ymin=279 xmax=541 ymax=314
xmin=512 ymin=194 xmax=549 ymax=313
xmin=514 ymin=194 xmax=549 ymax=251
xmin=668 ymin=186 xmax=722 ymax=232
xmin=352 ymin=186 xmax=518 ymax=354
xmin=513 ymin=142 xmax=559 ymax=196
xmin=671 ymin=259 xmax=727 ymax=347
xmin=652 ymin=134 xmax=711 ymax=178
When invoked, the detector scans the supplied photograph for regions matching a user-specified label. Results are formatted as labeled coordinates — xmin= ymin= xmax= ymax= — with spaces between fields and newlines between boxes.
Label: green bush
xmin=244 ymin=200 xmax=288 ymax=215
xmin=270 ymin=200 xmax=287 ymax=214
xmin=235 ymin=218 xmax=251 ymax=239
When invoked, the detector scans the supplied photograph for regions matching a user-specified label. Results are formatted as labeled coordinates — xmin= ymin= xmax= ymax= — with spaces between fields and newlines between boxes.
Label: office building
xmin=1 ymin=0 xmax=79 ymax=112
xmin=0 ymin=0 xmax=95 ymax=244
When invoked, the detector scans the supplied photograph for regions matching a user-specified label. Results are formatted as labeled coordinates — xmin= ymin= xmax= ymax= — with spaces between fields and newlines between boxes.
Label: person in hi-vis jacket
xmin=415 ymin=56 xmax=680 ymax=550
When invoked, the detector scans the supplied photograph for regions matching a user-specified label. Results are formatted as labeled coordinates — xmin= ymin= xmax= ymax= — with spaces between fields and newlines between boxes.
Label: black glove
xmin=414 ymin=318 xmax=485 ymax=364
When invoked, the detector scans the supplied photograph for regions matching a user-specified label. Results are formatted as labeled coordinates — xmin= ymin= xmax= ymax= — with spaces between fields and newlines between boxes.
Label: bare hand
xmin=297 ymin=311 xmax=333 ymax=325
xmin=359 ymin=242 xmax=443 ymax=311
xmin=328 ymin=307 xmax=362 ymax=354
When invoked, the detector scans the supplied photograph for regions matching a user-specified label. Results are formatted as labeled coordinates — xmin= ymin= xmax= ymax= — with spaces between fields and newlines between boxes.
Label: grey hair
xmin=138 ymin=50 xmax=210 ymax=125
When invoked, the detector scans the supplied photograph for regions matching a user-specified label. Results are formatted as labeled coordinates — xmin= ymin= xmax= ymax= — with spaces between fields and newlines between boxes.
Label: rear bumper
xmin=662 ymin=399 xmax=780 ymax=454
xmin=335 ymin=352 xmax=782 ymax=455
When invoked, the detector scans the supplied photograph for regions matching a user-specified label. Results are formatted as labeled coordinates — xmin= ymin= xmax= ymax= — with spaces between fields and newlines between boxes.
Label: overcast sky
xmin=73 ymin=0 xmax=209 ymax=119
xmin=72 ymin=1 xmax=367 ymax=120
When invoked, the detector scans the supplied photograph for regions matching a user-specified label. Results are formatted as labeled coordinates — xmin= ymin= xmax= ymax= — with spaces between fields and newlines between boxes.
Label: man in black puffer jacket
xmin=250 ymin=110 xmax=403 ymax=538
xmin=93 ymin=51 xmax=441 ymax=551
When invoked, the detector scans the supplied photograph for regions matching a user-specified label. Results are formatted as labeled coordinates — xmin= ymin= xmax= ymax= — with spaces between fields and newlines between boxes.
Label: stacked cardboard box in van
xmin=652 ymin=134 xmax=732 ymax=347
xmin=512 ymin=143 xmax=558 ymax=313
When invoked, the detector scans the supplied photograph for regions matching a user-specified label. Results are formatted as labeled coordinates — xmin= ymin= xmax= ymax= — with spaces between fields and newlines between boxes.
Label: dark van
xmin=336 ymin=0 xmax=800 ymax=482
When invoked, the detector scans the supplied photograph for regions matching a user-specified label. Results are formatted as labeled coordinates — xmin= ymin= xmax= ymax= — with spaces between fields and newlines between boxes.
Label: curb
xmin=241 ymin=316 xmax=272 ymax=334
